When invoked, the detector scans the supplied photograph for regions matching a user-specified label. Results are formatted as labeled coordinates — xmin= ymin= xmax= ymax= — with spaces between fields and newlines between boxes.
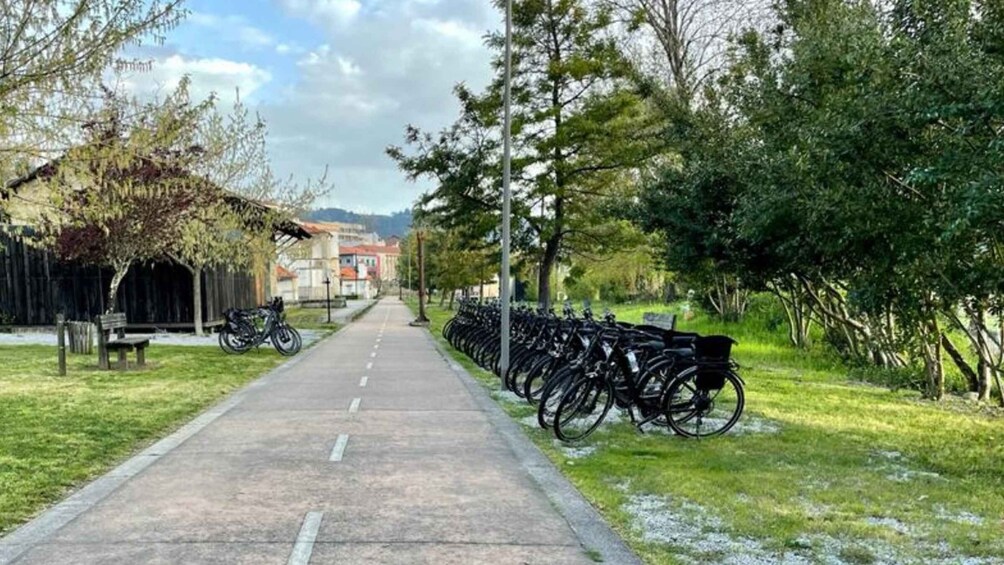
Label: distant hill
xmin=307 ymin=207 xmax=412 ymax=239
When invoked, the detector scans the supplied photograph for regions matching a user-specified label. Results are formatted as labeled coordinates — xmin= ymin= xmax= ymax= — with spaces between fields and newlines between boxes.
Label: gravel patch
xmin=519 ymin=415 xmax=540 ymax=428
xmin=865 ymin=516 xmax=914 ymax=536
xmin=799 ymin=498 xmax=833 ymax=519
xmin=0 ymin=330 xmax=324 ymax=348
xmin=935 ymin=506 xmax=985 ymax=526
xmin=623 ymin=491 xmax=998 ymax=564
xmin=868 ymin=450 xmax=943 ymax=483
xmin=492 ymin=390 xmax=523 ymax=404
xmin=644 ymin=414 xmax=781 ymax=436
xmin=623 ymin=493 xmax=812 ymax=564
xmin=552 ymin=439 xmax=596 ymax=459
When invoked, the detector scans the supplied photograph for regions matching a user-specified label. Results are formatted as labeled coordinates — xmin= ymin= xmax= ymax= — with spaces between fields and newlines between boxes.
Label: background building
xmin=339 ymin=265 xmax=371 ymax=298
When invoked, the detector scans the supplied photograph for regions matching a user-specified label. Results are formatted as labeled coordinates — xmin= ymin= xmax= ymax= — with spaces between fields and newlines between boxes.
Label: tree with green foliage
xmin=390 ymin=0 xmax=659 ymax=308
xmin=172 ymin=93 xmax=327 ymax=334
xmin=563 ymin=220 xmax=667 ymax=303
xmin=0 ymin=0 xmax=185 ymax=183
xmin=637 ymin=0 xmax=1004 ymax=401
xmin=40 ymin=82 xmax=215 ymax=312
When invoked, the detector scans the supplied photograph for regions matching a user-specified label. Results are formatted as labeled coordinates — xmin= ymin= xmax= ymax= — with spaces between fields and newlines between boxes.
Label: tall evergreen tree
xmin=391 ymin=0 xmax=657 ymax=307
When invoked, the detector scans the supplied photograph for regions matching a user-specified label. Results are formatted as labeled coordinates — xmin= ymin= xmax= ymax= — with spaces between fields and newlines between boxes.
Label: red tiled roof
xmin=339 ymin=245 xmax=372 ymax=256
xmin=340 ymin=244 xmax=400 ymax=256
xmin=276 ymin=265 xmax=297 ymax=280
xmin=299 ymin=222 xmax=330 ymax=235
xmin=340 ymin=266 xmax=368 ymax=280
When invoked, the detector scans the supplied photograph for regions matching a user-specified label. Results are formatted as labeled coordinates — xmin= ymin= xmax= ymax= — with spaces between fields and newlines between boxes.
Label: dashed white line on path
xmin=349 ymin=398 xmax=361 ymax=413
xmin=329 ymin=434 xmax=349 ymax=462
xmin=370 ymin=351 xmax=377 ymax=358
xmin=287 ymin=511 xmax=323 ymax=565
xmin=359 ymin=376 xmax=368 ymax=387
xmin=373 ymin=344 xmax=379 ymax=350
xmin=366 ymin=362 xmax=373 ymax=370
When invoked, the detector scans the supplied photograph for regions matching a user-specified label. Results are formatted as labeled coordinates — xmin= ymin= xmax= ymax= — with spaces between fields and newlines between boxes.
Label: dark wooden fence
xmin=1 ymin=233 xmax=255 ymax=328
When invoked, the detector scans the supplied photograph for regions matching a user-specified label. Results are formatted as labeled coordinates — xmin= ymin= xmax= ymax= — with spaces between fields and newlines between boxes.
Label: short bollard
xmin=57 ymin=314 xmax=67 ymax=376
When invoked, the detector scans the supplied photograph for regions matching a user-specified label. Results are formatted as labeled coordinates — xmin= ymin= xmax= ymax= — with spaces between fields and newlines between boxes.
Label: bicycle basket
xmin=694 ymin=335 xmax=735 ymax=362
xmin=694 ymin=369 xmax=728 ymax=390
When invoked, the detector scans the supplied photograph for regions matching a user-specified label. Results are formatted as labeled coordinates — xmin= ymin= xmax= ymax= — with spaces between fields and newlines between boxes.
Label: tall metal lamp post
xmin=323 ymin=276 xmax=332 ymax=324
xmin=498 ymin=0 xmax=514 ymax=389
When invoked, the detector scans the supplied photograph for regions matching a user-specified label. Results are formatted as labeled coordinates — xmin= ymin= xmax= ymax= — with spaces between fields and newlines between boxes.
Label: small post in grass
xmin=56 ymin=314 xmax=66 ymax=376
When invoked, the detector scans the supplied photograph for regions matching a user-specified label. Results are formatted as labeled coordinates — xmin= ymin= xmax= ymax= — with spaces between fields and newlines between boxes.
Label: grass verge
xmin=0 ymin=344 xmax=291 ymax=535
xmin=284 ymin=305 xmax=343 ymax=332
xmin=406 ymin=298 xmax=1004 ymax=565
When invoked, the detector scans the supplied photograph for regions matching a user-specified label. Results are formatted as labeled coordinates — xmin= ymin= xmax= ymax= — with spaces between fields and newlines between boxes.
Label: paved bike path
xmin=2 ymin=299 xmax=634 ymax=564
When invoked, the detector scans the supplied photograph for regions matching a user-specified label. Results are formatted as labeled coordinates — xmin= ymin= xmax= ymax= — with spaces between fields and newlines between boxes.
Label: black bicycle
xmin=446 ymin=299 xmax=745 ymax=442
xmin=219 ymin=297 xmax=302 ymax=356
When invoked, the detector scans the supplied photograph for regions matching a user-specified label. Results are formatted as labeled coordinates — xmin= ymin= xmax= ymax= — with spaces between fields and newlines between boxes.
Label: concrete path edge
xmin=347 ymin=298 xmax=380 ymax=323
xmin=0 ymin=328 xmax=340 ymax=565
xmin=422 ymin=330 xmax=643 ymax=565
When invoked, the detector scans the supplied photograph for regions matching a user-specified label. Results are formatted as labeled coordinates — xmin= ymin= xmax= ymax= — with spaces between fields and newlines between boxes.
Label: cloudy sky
xmin=128 ymin=0 xmax=499 ymax=214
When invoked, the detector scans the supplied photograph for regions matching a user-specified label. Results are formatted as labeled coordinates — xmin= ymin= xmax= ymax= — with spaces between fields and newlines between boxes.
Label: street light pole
xmin=324 ymin=277 xmax=332 ymax=323
xmin=499 ymin=0 xmax=513 ymax=389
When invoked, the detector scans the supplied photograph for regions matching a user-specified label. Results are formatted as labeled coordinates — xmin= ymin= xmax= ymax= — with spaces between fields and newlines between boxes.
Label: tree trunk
xmin=977 ymin=358 xmax=992 ymax=402
xmin=770 ymin=278 xmax=810 ymax=348
xmin=192 ymin=266 xmax=204 ymax=336
xmin=708 ymin=275 xmax=748 ymax=322
xmin=992 ymin=368 xmax=1004 ymax=407
xmin=921 ymin=318 xmax=944 ymax=400
xmin=942 ymin=333 xmax=979 ymax=392
xmin=958 ymin=303 xmax=999 ymax=403
xmin=416 ymin=231 xmax=429 ymax=322
xmin=538 ymin=234 xmax=560 ymax=310
xmin=106 ymin=262 xmax=130 ymax=315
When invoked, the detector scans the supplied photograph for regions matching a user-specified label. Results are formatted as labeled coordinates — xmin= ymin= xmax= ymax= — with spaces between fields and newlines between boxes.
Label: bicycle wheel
xmin=663 ymin=369 xmax=745 ymax=438
xmin=553 ymin=376 xmax=614 ymax=442
xmin=219 ymin=325 xmax=252 ymax=354
xmin=504 ymin=349 xmax=538 ymax=393
xmin=272 ymin=325 xmax=302 ymax=356
xmin=537 ymin=365 xmax=579 ymax=429
xmin=522 ymin=355 xmax=557 ymax=402
xmin=632 ymin=357 xmax=679 ymax=428
xmin=218 ymin=327 xmax=236 ymax=354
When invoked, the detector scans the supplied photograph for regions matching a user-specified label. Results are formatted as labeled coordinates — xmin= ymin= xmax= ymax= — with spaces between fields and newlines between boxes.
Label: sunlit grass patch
xmin=408 ymin=298 xmax=1004 ymax=564
xmin=284 ymin=305 xmax=342 ymax=332
xmin=0 ymin=344 xmax=289 ymax=534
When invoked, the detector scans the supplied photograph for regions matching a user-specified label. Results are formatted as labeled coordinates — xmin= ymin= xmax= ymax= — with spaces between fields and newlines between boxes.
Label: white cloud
xmin=275 ymin=42 xmax=305 ymax=55
xmin=237 ymin=26 xmax=275 ymax=48
xmin=257 ymin=0 xmax=499 ymax=212
xmin=412 ymin=18 xmax=484 ymax=49
xmin=188 ymin=11 xmax=276 ymax=50
xmin=281 ymin=0 xmax=362 ymax=26
xmin=336 ymin=56 xmax=361 ymax=76
xmin=121 ymin=55 xmax=272 ymax=106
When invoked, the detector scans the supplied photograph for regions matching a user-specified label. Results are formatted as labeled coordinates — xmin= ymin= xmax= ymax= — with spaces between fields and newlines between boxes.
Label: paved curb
xmin=347 ymin=297 xmax=380 ymax=323
xmin=422 ymin=330 xmax=643 ymax=565
xmin=0 ymin=328 xmax=341 ymax=565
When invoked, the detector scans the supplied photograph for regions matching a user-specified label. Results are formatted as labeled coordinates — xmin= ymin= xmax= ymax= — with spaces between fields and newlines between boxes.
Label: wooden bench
xmin=96 ymin=313 xmax=150 ymax=370
xmin=642 ymin=312 xmax=677 ymax=330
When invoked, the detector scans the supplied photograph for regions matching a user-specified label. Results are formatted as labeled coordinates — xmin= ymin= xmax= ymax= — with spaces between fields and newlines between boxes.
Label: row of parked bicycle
xmin=219 ymin=297 xmax=303 ymax=356
xmin=444 ymin=300 xmax=746 ymax=442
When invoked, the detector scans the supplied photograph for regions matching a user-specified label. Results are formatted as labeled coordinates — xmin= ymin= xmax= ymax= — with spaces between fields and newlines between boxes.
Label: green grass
xmin=0 ymin=344 xmax=290 ymax=535
xmin=407 ymin=298 xmax=1004 ymax=564
xmin=284 ymin=305 xmax=342 ymax=332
